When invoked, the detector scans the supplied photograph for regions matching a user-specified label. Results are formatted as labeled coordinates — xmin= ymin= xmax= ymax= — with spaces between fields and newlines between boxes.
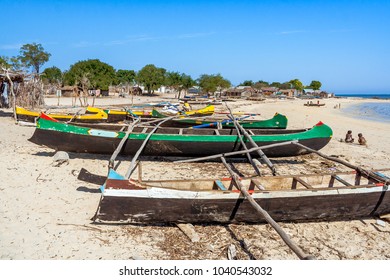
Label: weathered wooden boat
xmin=16 ymin=106 xmax=108 ymax=123
xmin=86 ymin=106 xmax=153 ymax=122
xmin=156 ymin=104 xmax=215 ymax=117
xmin=304 ymin=102 xmax=325 ymax=107
xmin=86 ymin=104 xmax=215 ymax=122
xmin=152 ymin=110 xmax=288 ymax=129
xmin=93 ymin=168 xmax=390 ymax=224
xmin=29 ymin=113 xmax=332 ymax=157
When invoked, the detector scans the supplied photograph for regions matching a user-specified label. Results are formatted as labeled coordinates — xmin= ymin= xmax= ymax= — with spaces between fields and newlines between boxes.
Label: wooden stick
xmin=225 ymin=104 xmax=276 ymax=175
xmin=292 ymin=142 xmax=388 ymax=183
xmin=125 ymin=116 xmax=176 ymax=179
xmin=220 ymin=156 xmax=314 ymax=260
xmin=108 ymin=118 xmax=141 ymax=169
xmin=175 ymin=141 xmax=297 ymax=163
xmin=4 ymin=69 xmax=17 ymax=121
xmin=227 ymin=112 xmax=261 ymax=176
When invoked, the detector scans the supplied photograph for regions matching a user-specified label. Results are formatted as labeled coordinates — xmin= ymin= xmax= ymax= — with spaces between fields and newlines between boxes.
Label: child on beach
xmin=358 ymin=133 xmax=367 ymax=145
xmin=345 ymin=130 xmax=354 ymax=143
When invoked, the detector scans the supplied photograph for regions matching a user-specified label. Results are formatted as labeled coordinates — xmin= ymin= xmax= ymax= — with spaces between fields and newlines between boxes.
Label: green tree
xmin=270 ymin=82 xmax=282 ymax=88
xmin=309 ymin=80 xmax=322 ymax=90
xmin=64 ymin=59 xmax=116 ymax=90
xmin=239 ymin=80 xmax=254 ymax=86
xmin=289 ymin=79 xmax=304 ymax=91
xmin=18 ymin=43 xmax=51 ymax=74
xmin=165 ymin=71 xmax=182 ymax=95
xmin=178 ymin=73 xmax=196 ymax=99
xmin=116 ymin=69 xmax=136 ymax=85
xmin=0 ymin=56 xmax=11 ymax=68
xmin=42 ymin=66 xmax=63 ymax=85
xmin=136 ymin=64 xmax=166 ymax=94
xmin=279 ymin=82 xmax=293 ymax=90
xmin=198 ymin=74 xmax=231 ymax=95
xmin=253 ymin=80 xmax=269 ymax=90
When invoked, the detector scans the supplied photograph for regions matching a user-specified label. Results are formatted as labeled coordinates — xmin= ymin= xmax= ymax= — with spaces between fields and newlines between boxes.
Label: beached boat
xmin=93 ymin=168 xmax=390 ymax=224
xmin=15 ymin=106 xmax=108 ymax=123
xmin=29 ymin=113 xmax=332 ymax=157
xmin=151 ymin=110 xmax=288 ymax=129
xmin=86 ymin=104 xmax=215 ymax=122
xmin=304 ymin=102 xmax=325 ymax=107
xmin=86 ymin=106 xmax=153 ymax=122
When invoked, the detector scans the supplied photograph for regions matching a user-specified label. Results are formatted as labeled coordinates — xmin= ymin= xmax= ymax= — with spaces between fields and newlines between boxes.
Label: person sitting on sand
xmin=358 ymin=133 xmax=367 ymax=145
xmin=345 ymin=130 xmax=354 ymax=143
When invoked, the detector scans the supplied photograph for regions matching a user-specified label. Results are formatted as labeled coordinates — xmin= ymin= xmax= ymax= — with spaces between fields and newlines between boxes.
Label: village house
xmin=223 ymin=86 xmax=258 ymax=98
xmin=261 ymin=87 xmax=279 ymax=96
xmin=279 ymin=89 xmax=297 ymax=98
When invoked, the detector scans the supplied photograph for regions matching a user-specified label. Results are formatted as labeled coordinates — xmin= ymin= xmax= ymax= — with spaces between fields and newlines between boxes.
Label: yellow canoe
xmin=86 ymin=106 xmax=152 ymax=122
xmin=16 ymin=106 xmax=108 ymax=123
xmin=86 ymin=105 xmax=215 ymax=122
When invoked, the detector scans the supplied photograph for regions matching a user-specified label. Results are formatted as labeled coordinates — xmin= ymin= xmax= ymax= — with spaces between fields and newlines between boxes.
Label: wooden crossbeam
xmin=220 ymin=156 xmax=314 ymax=260
xmin=331 ymin=175 xmax=352 ymax=186
xmin=292 ymin=177 xmax=313 ymax=189
xmin=214 ymin=180 xmax=227 ymax=191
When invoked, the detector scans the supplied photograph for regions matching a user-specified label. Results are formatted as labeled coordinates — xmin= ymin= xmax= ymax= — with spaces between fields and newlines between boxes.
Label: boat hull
xmin=93 ymin=171 xmax=390 ymax=224
xmin=29 ymin=124 xmax=332 ymax=157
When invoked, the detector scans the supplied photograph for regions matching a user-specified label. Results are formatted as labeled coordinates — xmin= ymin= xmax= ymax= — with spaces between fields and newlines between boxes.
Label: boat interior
xmin=134 ymin=170 xmax=390 ymax=192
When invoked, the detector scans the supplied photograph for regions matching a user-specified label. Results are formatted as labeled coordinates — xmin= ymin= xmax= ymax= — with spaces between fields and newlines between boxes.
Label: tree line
xmin=1 ymin=43 xmax=322 ymax=98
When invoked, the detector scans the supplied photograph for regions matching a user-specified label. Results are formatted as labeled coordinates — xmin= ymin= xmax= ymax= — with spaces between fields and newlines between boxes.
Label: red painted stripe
xmin=40 ymin=112 xmax=58 ymax=122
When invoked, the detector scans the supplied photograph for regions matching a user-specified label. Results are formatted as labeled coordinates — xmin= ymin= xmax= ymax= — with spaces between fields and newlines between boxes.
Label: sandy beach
xmin=1 ymin=95 xmax=390 ymax=260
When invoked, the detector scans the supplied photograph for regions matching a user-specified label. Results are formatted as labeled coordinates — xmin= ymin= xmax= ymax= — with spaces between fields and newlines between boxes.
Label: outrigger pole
xmin=225 ymin=103 xmax=277 ymax=176
xmin=220 ymin=156 xmax=314 ymax=260
xmin=125 ymin=116 xmax=176 ymax=179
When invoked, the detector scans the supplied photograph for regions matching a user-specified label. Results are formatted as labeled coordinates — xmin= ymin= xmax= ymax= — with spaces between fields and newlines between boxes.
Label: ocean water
xmin=336 ymin=93 xmax=390 ymax=99
xmin=342 ymin=102 xmax=390 ymax=123
xmin=335 ymin=93 xmax=390 ymax=123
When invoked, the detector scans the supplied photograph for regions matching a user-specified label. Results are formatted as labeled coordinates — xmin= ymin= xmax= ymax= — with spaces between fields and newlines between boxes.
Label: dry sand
xmin=0 ymin=94 xmax=389 ymax=260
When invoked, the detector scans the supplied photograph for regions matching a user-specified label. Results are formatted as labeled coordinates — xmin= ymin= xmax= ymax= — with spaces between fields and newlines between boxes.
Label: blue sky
xmin=2 ymin=0 xmax=390 ymax=93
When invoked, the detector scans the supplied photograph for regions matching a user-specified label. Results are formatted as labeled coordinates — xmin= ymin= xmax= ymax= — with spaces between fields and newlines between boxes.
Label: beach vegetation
xmin=116 ymin=69 xmax=136 ymax=85
xmin=253 ymin=80 xmax=269 ymax=90
xmin=239 ymin=80 xmax=254 ymax=86
xmin=179 ymin=73 xmax=196 ymax=99
xmin=309 ymin=80 xmax=322 ymax=90
xmin=164 ymin=71 xmax=196 ymax=99
xmin=63 ymin=59 xmax=116 ymax=91
xmin=17 ymin=43 xmax=51 ymax=74
xmin=42 ymin=66 xmax=63 ymax=86
xmin=289 ymin=79 xmax=304 ymax=91
xmin=0 ymin=56 xmax=11 ymax=69
xmin=198 ymin=74 xmax=231 ymax=95
xmin=136 ymin=64 xmax=166 ymax=94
